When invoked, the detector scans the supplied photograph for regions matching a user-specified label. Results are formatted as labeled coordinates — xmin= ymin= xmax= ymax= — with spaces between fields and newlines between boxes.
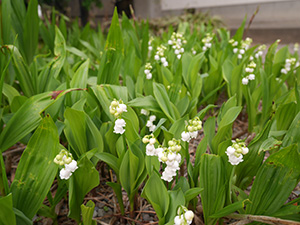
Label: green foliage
xmin=10 ymin=115 xmax=60 ymax=219
xmin=0 ymin=5 xmax=300 ymax=225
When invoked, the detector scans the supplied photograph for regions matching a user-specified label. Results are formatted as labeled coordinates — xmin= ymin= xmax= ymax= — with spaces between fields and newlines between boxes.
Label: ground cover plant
xmin=1 ymin=1 xmax=300 ymax=224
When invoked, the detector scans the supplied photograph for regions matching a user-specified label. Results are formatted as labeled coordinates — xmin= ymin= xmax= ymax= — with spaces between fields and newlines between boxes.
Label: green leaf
xmin=199 ymin=154 xmax=226 ymax=225
xmin=165 ymin=189 xmax=185 ymax=223
xmin=184 ymin=187 xmax=203 ymax=203
xmin=235 ymin=120 xmax=272 ymax=189
xmin=23 ymin=0 xmax=39 ymax=64
xmin=282 ymin=112 xmax=300 ymax=150
xmin=70 ymin=60 xmax=89 ymax=104
xmin=0 ymin=193 xmax=16 ymax=225
xmin=232 ymin=16 xmax=246 ymax=42
xmin=105 ymin=8 xmax=124 ymax=53
xmin=69 ymin=156 xmax=100 ymax=222
xmin=2 ymin=83 xmax=20 ymax=105
xmin=210 ymin=199 xmax=251 ymax=218
xmin=119 ymin=147 xmax=144 ymax=200
xmin=81 ymin=200 xmax=97 ymax=225
xmin=10 ymin=115 xmax=60 ymax=219
xmin=128 ymin=95 xmax=161 ymax=113
xmin=106 ymin=182 xmax=125 ymax=215
xmin=95 ymin=152 xmax=119 ymax=176
xmin=64 ymin=108 xmax=88 ymax=157
xmin=142 ymin=172 xmax=169 ymax=222
xmin=211 ymin=106 xmax=242 ymax=154
xmin=52 ymin=26 xmax=66 ymax=79
xmin=246 ymin=144 xmax=300 ymax=215
xmin=9 ymin=45 xmax=35 ymax=96
xmin=153 ymin=82 xmax=178 ymax=123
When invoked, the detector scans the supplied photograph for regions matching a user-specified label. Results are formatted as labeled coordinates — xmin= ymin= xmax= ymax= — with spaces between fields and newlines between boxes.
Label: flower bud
xmin=64 ymin=157 xmax=72 ymax=164
xmin=142 ymin=137 xmax=149 ymax=144
xmin=168 ymin=140 xmax=175 ymax=146
xmin=111 ymin=100 xmax=119 ymax=107
xmin=161 ymin=155 xmax=168 ymax=162
xmin=188 ymin=126 xmax=193 ymax=132
xmin=54 ymin=158 xmax=60 ymax=164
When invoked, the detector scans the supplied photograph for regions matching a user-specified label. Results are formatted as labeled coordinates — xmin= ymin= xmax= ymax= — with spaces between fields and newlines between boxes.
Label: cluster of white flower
xmin=144 ymin=63 xmax=153 ymax=80
xmin=230 ymin=37 xmax=252 ymax=59
xmin=181 ymin=117 xmax=202 ymax=142
xmin=174 ymin=206 xmax=194 ymax=225
xmin=143 ymin=134 xmax=158 ymax=156
xmin=160 ymin=139 xmax=182 ymax=182
xmin=254 ymin=45 xmax=266 ymax=59
xmin=146 ymin=115 xmax=157 ymax=132
xmin=142 ymin=136 xmax=182 ymax=182
xmin=110 ymin=99 xmax=127 ymax=134
xmin=242 ymin=61 xmax=256 ymax=85
xmin=281 ymin=57 xmax=298 ymax=74
xmin=168 ymin=32 xmax=186 ymax=59
xmin=154 ymin=45 xmax=169 ymax=67
xmin=225 ymin=140 xmax=249 ymax=165
xmin=148 ymin=37 xmax=154 ymax=52
xmin=202 ymin=33 xmax=213 ymax=52
xmin=54 ymin=149 xmax=78 ymax=180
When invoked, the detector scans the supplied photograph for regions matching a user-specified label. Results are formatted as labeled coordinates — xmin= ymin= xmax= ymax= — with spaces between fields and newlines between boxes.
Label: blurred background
xmin=36 ymin=0 xmax=300 ymax=43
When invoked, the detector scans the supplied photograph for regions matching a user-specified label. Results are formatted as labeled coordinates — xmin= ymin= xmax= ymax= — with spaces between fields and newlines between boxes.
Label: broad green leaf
xmin=142 ymin=172 xmax=169 ymax=224
xmin=8 ymin=45 xmax=35 ymax=96
xmin=52 ymin=26 xmax=66 ymax=79
xmin=64 ymin=108 xmax=88 ymax=157
xmin=81 ymin=200 xmax=97 ymax=225
xmin=199 ymin=154 xmax=226 ymax=225
xmin=211 ymin=106 xmax=242 ymax=154
xmin=90 ymin=85 xmax=114 ymax=121
xmin=165 ymin=189 xmax=185 ymax=223
xmin=10 ymin=115 xmax=60 ymax=219
xmin=69 ymin=156 xmax=99 ymax=222
xmin=94 ymin=152 xmax=119 ymax=175
xmin=106 ymin=182 xmax=125 ymax=215
xmin=64 ymin=108 xmax=103 ymax=158
xmin=235 ymin=120 xmax=272 ymax=189
xmin=128 ymin=95 xmax=161 ymax=113
xmin=13 ymin=207 xmax=32 ymax=225
xmin=2 ymin=83 xmax=20 ymax=105
xmin=210 ymin=199 xmax=251 ymax=218
xmin=105 ymin=8 xmax=124 ymax=53
xmin=0 ymin=193 xmax=16 ymax=225
xmin=70 ymin=60 xmax=89 ymax=104
xmin=184 ymin=187 xmax=203 ymax=203
xmin=145 ymin=155 xmax=160 ymax=176
xmin=0 ymin=91 xmax=65 ymax=153
xmin=153 ymin=82 xmax=178 ymax=123
xmin=232 ymin=16 xmax=246 ymax=42
xmin=23 ymin=0 xmax=39 ymax=65
xmin=246 ymin=145 xmax=300 ymax=215
xmin=119 ymin=147 xmax=144 ymax=200
xmin=282 ymin=111 xmax=300 ymax=150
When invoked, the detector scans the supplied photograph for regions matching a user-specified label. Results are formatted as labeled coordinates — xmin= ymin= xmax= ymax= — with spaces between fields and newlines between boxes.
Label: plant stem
xmin=227 ymin=213 xmax=300 ymax=225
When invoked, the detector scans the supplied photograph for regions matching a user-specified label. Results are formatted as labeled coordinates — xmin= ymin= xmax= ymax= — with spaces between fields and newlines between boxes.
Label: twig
xmin=245 ymin=6 xmax=260 ymax=35
xmin=232 ymin=129 xmax=248 ymax=139
xmin=229 ymin=220 xmax=252 ymax=225
xmin=227 ymin=213 xmax=300 ymax=225
xmin=95 ymin=220 xmax=109 ymax=225
xmin=2 ymin=146 xmax=26 ymax=156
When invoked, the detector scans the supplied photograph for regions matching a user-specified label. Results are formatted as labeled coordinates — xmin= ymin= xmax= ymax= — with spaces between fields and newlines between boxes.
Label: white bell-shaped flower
xmin=60 ymin=168 xmax=72 ymax=180
xmin=65 ymin=160 xmax=78 ymax=173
